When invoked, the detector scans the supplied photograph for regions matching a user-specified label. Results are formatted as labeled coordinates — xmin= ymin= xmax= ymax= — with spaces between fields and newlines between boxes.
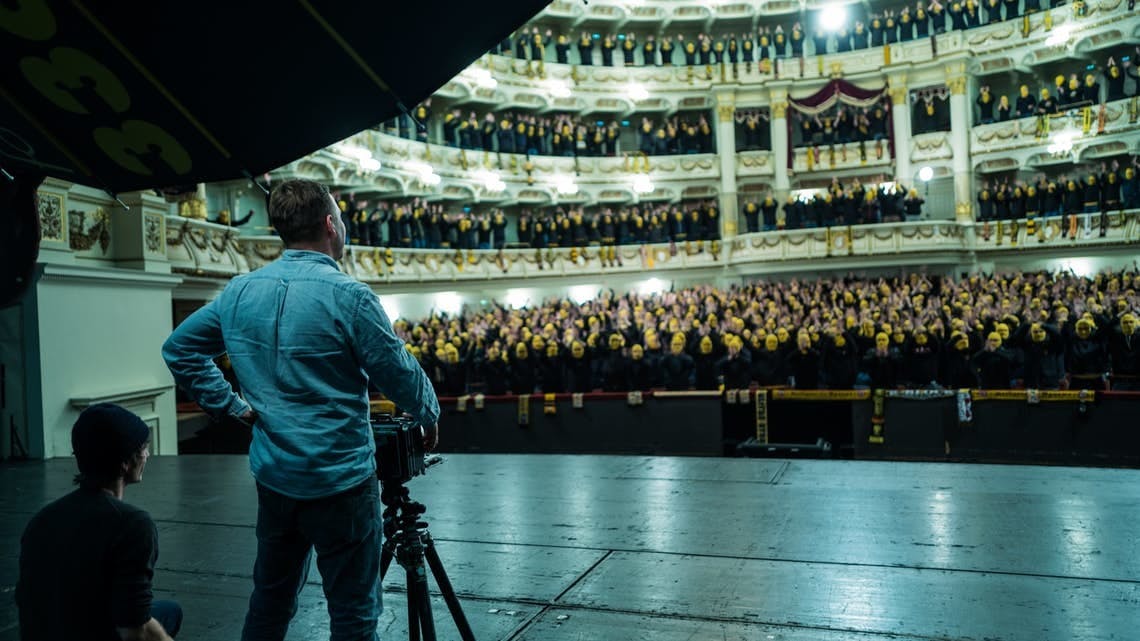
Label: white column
xmin=769 ymin=85 xmax=790 ymax=205
xmin=947 ymin=67 xmax=974 ymax=222
xmin=715 ymin=94 xmax=739 ymax=238
xmin=889 ymin=84 xmax=912 ymax=186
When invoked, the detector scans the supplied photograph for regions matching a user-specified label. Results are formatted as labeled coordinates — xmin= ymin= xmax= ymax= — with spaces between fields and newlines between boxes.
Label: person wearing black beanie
xmin=16 ymin=403 xmax=182 ymax=641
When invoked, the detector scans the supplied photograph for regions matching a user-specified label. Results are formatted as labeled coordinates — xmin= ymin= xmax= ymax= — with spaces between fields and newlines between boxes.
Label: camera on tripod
xmin=371 ymin=414 xmax=426 ymax=484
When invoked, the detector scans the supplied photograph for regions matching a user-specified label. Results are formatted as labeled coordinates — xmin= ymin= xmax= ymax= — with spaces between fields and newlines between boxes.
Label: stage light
xmin=548 ymin=80 xmax=571 ymax=98
xmin=336 ymin=143 xmax=372 ymax=160
xmin=1045 ymin=26 xmax=1071 ymax=47
xmin=1047 ymin=132 xmax=1076 ymax=154
xmin=433 ymin=292 xmax=463 ymax=316
xmin=505 ymin=289 xmax=531 ymax=309
xmin=918 ymin=166 xmax=934 ymax=182
xmin=628 ymin=84 xmax=649 ymax=102
xmin=638 ymin=277 xmax=667 ymax=295
xmin=360 ymin=157 xmax=381 ymax=171
xmin=1060 ymin=258 xmax=1094 ymax=278
xmin=632 ymin=174 xmax=654 ymax=194
xmin=568 ymin=285 xmax=599 ymax=304
xmin=409 ymin=161 xmax=441 ymax=186
xmin=555 ymin=175 xmax=579 ymax=195
xmin=379 ymin=296 xmax=400 ymax=321
xmin=820 ymin=5 xmax=847 ymax=32
xmin=469 ymin=68 xmax=498 ymax=90
xmin=474 ymin=169 xmax=506 ymax=193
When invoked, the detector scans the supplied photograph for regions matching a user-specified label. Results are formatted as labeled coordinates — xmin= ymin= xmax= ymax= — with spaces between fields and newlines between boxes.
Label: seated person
xmin=16 ymin=404 xmax=182 ymax=641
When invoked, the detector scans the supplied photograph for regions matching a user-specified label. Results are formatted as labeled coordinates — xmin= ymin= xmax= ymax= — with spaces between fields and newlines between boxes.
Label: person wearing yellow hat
xmin=971 ymin=331 xmax=1014 ymax=389
xmin=751 ymin=334 xmax=786 ymax=386
xmin=1016 ymin=321 xmax=1065 ymax=389
xmin=478 ymin=343 xmax=510 ymax=396
xmin=784 ymin=331 xmax=820 ymax=389
xmin=861 ymin=331 xmax=901 ymax=389
xmin=601 ymin=333 xmax=630 ymax=391
xmin=1108 ymin=313 xmax=1139 ymax=390
xmin=1067 ymin=317 xmax=1108 ymax=390
xmin=821 ymin=328 xmax=859 ymax=389
xmin=941 ymin=331 xmax=976 ymax=388
xmin=662 ymin=333 xmax=695 ymax=390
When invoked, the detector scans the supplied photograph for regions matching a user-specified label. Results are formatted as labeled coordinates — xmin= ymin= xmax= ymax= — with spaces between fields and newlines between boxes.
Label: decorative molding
xmin=215 ymin=214 xmax=1138 ymax=289
xmin=888 ymin=86 xmax=909 ymax=106
xmin=716 ymin=103 xmax=735 ymax=122
xmin=39 ymin=263 xmax=184 ymax=289
xmin=70 ymin=385 xmax=174 ymax=410
xmin=68 ymin=208 xmax=111 ymax=253
xmin=946 ymin=76 xmax=967 ymax=95
xmin=144 ymin=214 xmax=165 ymax=256
xmin=37 ymin=192 xmax=65 ymax=242
xmin=955 ymin=201 xmax=974 ymax=222
xmin=770 ymin=101 xmax=788 ymax=119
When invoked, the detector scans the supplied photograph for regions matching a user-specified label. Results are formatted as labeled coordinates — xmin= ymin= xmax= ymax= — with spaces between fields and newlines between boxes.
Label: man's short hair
xmin=269 ymin=179 xmax=334 ymax=245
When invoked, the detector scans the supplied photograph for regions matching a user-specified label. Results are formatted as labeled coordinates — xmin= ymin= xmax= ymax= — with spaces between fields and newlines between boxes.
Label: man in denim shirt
xmin=163 ymin=179 xmax=439 ymax=641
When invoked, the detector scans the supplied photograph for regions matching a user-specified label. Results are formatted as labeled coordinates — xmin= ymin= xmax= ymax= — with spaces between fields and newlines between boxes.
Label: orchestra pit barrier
xmin=176 ymin=390 xmax=1140 ymax=466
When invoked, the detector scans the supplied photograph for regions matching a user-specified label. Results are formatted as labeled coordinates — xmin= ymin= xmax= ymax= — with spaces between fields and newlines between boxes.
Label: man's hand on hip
xmin=423 ymin=423 xmax=439 ymax=451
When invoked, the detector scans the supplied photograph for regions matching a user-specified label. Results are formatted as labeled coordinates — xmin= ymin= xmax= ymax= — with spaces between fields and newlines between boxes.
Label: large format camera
xmin=371 ymin=414 xmax=427 ymax=484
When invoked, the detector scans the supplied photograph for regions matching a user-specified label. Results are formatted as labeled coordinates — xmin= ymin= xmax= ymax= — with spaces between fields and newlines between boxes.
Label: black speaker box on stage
xmin=736 ymin=437 xmax=833 ymax=458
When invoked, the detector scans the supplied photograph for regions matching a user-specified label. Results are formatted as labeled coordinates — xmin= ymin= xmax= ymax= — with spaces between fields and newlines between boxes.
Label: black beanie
xmin=71 ymin=403 xmax=152 ymax=481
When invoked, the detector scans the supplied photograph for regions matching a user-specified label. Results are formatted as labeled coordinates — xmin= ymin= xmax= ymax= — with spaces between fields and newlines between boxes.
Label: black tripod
xmin=380 ymin=482 xmax=476 ymax=641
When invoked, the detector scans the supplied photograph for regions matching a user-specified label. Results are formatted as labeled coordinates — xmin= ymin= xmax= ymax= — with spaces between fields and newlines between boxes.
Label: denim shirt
xmin=163 ymin=250 xmax=439 ymax=499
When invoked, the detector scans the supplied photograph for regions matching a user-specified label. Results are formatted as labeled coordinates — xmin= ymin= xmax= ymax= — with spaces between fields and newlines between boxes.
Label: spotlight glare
xmin=633 ymin=174 xmax=654 ymax=194
xmin=820 ymin=5 xmax=847 ymax=33
xmin=918 ymin=166 xmax=934 ymax=182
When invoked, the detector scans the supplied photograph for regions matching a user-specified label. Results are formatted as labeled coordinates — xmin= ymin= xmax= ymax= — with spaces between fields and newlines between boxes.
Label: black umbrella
xmin=1 ymin=0 xmax=550 ymax=306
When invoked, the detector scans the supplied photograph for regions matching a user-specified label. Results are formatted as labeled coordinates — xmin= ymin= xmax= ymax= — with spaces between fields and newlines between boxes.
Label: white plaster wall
xmin=33 ymin=267 xmax=180 ymax=458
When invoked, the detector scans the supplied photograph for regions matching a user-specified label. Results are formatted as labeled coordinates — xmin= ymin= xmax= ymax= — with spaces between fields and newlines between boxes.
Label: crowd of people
xmin=393 ymin=270 xmax=1139 ymax=397
xmin=335 ymin=198 xmax=724 ymax=249
xmin=338 ymin=198 xmax=510 ymax=249
xmin=744 ymin=178 xmax=925 ymax=231
xmin=497 ymin=1 xmax=1097 ymax=68
xmin=975 ymin=159 xmax=1140 ymax=222
xmin=388 ymin=107 xmax=716 ymax=158
xmin=516 ymin=201 xmax=721 ymax=248
xmin=790 ymin=102 xmax=892 ymax=149
xmin=975 ymin=54 xmax=1138 ymax=126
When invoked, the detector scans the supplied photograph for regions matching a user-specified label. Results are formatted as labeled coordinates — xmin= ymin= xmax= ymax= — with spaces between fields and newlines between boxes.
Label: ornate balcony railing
xmin=164 ymin=212 xmax=1140 ymax=284
xmin=440 ymin=0 xmax=1131 ymax=107
xmin=276 ymin=129 xmax=721 ymax=204
xmin=969 ymin=98 xmax=1140 ymax=170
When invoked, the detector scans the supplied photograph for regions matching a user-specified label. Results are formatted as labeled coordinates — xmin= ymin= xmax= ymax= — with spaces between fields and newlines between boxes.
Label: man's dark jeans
xmin=152 ymin=600 xmax=183 ymax=637
xmin=241 ymin=478 xmax=383 ymax=641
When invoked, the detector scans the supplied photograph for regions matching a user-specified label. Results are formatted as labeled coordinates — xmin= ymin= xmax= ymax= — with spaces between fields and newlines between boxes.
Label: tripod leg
xmin=380 ymin=543 xmax=395 ymax=581
xmin=406 ymin=577 xmax=421 ymax=641
xmin=407 ymin=564 xmax=437 ymax=641
xmin=424 ymin=540 xmax=477 ymax=641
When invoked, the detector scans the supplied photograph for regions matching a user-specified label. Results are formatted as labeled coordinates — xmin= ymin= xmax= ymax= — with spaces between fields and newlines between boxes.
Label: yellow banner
xmin=755 ymin=389 xmax=769 ymax=444
xmin=770 ymin=389 xmax=871 ymax=401
xmin=971 ymin=390 xmax=1095 ymax=402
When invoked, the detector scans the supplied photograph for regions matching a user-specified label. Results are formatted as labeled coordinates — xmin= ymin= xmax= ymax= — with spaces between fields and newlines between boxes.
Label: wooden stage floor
xmin=2 ymin=454 xmax=1138 ymax=640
